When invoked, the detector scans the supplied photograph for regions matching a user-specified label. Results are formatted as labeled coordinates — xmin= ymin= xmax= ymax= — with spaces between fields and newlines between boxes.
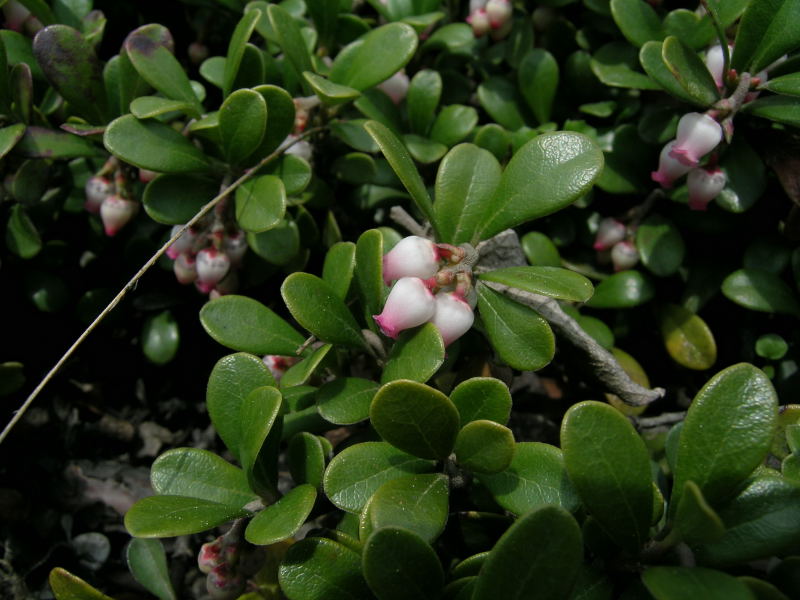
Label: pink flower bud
xmin=378 ymin=70 xmax=410 ymax=104
xmin=84 ymin=176 xmax=113 ymax=214
xmin=262 ymin=355 xmax=300 ymax=381
xmin=100 ymin=194 xmax=139 ymax=236
xmin=705 ymin=44 xmax=731 ymax=89
xmin=206 ymin=564 xmax=245 ymax=600
xmin=668 ymin=113 xmax=722 ymax=167
xmin=382 ymin=236 xmax=440 ymax=286
xmin=166 ymin=225 xmax=196 ymax=259
xmin=651 ymin=140 xmax=693 ymax=188
xmin=610 ymin=241 xmax=639 ymax=272
xmin=687 ymin=167 xmax=726 ymax=210
xmin=223 ymin=230 xmax=248 ymax=266
xmin=198 ymin=538 xmax=223 ymax=574
xmin=374 ymin=277 xmax=436 ymax=339
xmin=593 ymin=218 xmax=627 ymax=251
xmin=174 ymin=253 xmax=197 ymax=285
xmin=196 ymin=248 xmax=231 ymax=294
xmin=467 ymin=8 xmax=491 ymax=37
xmin=486 ymin=0 xmax=512 ymax=28
xmin=138 ymin=168 xmax=158 ymax=183
xmin=430 ymin=292 xmax=474 ymax=346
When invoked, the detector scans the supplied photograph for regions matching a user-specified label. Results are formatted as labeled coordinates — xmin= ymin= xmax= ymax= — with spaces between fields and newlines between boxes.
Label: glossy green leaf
xmin=49 ymin=568 xmax=113 ymax=600
xmin=235 ymin=174 xmax=286 ymax=233
xmin=239 ymin=386 xmax=283 ymax=494
xmin=474 ymin=124 xmax=511 ymax=161
xmin=521 ymin=231 xmax=561 ymax=267
xmin=672 ymin=363 xmax=778 ymax=512
xmin=279 ymin=538 xmax=372 ymax=600
xmin=381 ymin=323 xmax=444 ymax=384
xmin=267 ymin=4 xmax=314 ymax=88
xmin=591 ymin=42 xmax=661 ymax=90
xmin=206 ymin=353 xmax=276 ymax=461
xmin=142 ymin=311 xmax=179 ymax=365
xmin=663 ymin=9 xmax=714 ymax=50
xmin=479 ymin=266 xmax=593 ymax=302
xmin=477 ymin=76 xmax=527 ymax=130
xmin=125 ymin=495 xmax=248 ymax=538
xmin=223 ymin=10 xmax=260 ymax=97
xmin=360 ymin=473 xmax=449 ymax=543
xmin=739 ymin=577 xmax=790 ymax=600
xmin=473 ymin=505 xmax=582 ymax=600
xmin=433 ymin=143 xmax=502 ymax=245
xmin=200 ymin=295 xmax=305 ymax=356
xmin=673 ymin=480 xmax=726 ymax=545
xmin=6 ymin=204 xmax=41 ymax=259
xmin=316 ymin=377 xmax=379 ymax=425
xmin=323 ymin=441 xmax=435 ymax=513
xmin=304 ymin=71 xmax=360 ymax=105
xmin=586 ymin=271 xmax=655 ymax=308
xmin=643 ymin=566 xmax=756 ymax=600
xmin=363 ymin=527 xmax=444 ymax=600
xmin=764 ymin=73 xmax=800 ymax=96
xmin=659 ymin=304 xmax=716 ymax=370
xmin=247 ymin=218 xmax=300 ymax=266
xmin=245 ymin=484 xmax=317 ymax=545
xmin=129 ymin=96 xmax=194 ymax=119
xmin=15 ymin=125 xmax=96 ymax=158
xmin=0 ymin=124 xmax=25 ymax=160
xmin=477 ymin=442 xmax=580 ymax=514
xmin=322 ymin=242 xmax=356 ymax=300
xmin=731 ymin=0 xmax=800 ymax=73
xmin=370 ymin=380 xmax=460 ymax=460
xmin=408 ymin=69 xmax=441 ymax=135
xmin=281 ymin=272 xmax=366 ymax=348
xmin=743 ymin=96 xmax=800 ymax=128
xmin=518 ymin=49 xmax=559 ymax=124
xmin=475 ymin=132 xmax=603 ymax=240
xmin=476 ymin=284 xmax=555 ymax=371
xmin=126 ymin=539 xmax=176 ymax=600
xmin=454 ymin=420 xmax=515 ymax=474
xmin=640 ymin=41 xmax=705 ymax=106
xmin=610 ymin=0 xmax=663 ymax=47
xmin=104 ymin=115 xmax=209 ymax=173
xmin=220 ymin=89 xmax=267 ymax=165
xmin=561 ymin=401 xmax=652 ymax=552
xmin=281 ymin=344 xmax=331 ymax=388
xmin=429 ymin=104 xmax=477 ymax=147
xmin=716 ymin=138 xmax=766 ymax=213
xmin=636 ymin=214 xmax=685 ymax=277
xmin=661 ymin=36 xmax=720 ymax=107
xmin=721 ymin=269 xmax=800 ymax=317
xmin=288 ymin=432 xmax=326 ymax=488
xmin=252 ymin=84 xmax=296 ymax=157
xmin=449 ymin=377 xmax=512 ymax=428
xmin=32 ymin=24 xmax=108 ymax=123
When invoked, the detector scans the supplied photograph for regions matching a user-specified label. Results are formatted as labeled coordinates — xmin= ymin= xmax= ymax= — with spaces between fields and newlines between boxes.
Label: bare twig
xmin=389 ymin=205 xmax=428 ymax=237
xmin=0 ymin=129 xmax=325 ymax=445
xmin=635 ymin=411 xmax=685 ymax=429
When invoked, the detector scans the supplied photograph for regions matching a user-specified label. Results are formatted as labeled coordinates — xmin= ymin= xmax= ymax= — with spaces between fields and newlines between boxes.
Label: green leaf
xmin=32 ymin=24 xmax=108 ymax=123
xmin=449 ymin=377 xmax=512 ymax=428
xmin=252 ymin=84 xmax=296 ymax=157
xmin=764 ymin=72 xmax=800 ymax=96
xmin=586 ymin=271 xmax=655 ymax=308
xmin=316 ymin=377 xmax=379 ymax=425
xmin=639 ymin=41 xmax=704 ymax=105
xmin=610 ymin=0 xmax=664 ymax=47
xmin=475 ymin=132 xmax=603 ymax=240
xmin=235 ymin=174 xmax=286 ymax=233
xmin=755 ymin=334 xmax=788 ymax=361
xmin=247 ymin=218 xmax=300 ymax=266
xmin=721 ymin=269 xmax=800 ymax=317
xmin=220 ymin=89 xmax=267 ymax=165
xmin=363 ymin=527 xmax=444 ymax=600
xmin=279 ymin=538 xmax=372 ymax=600
xmin=429 ymin=105 xmax=478 ymax=147
xmin=591 ymin=42 xmax=661 ymax=90
xmin=239 ymin=386 xmax=283 ymax=494
xmin=370 ymin=380 xmax=460 ymax=460
xmin=200 ymin=295 xmax=305 ymax=356
xmin=303 ymin=71 xmax=360 ymax=105
xmin=561 ymin=401 xmax=653 ymax=553
xmin=433 ymin=144 xmax=502 ymax=245
xmin=6 ymin=204 xmax=41 ymax=259
xmin=281 ymin=272 xmax=366 ymax=348
xmin=661 ymin=36 xmax=721 ymax=107
xmin=672 ymin=363 xmax=778 ymax=512
xmin=521 ymin=231 xmax=561 ymax=267
xmin=477 ymin=76 xmax=527 ymax=130
xmin=267 ymin=5 xmax=314 ymax=90
xmin=742 ymin=95 xmax=800 ymax=128
xmin=223 ymin=10 xmax=260 ymax=97
xmin=643 ymin=566 xmax=756 ymax=600
xmin=479 ymin=266 xmax=593 ymax=302
xmin=245 ymin=484 xmax=317 ymax=545
xmin=476 ymin=442 xmax=580 ymax=514
xmin=474 ymin=124 xmax=511 ymax=161
xmin=306 ymin=0 xmax=338 ymax=50
xmin=15 ymin=125 xmax=96 ymax=159
xmin=0 ymin=124 xmax=25 ymax=160
xmin=673 ymin=481 xmax=726 ymax=545
xmin=126 ymin=539 xmax=176 ymax=600
xmin=407 ymin=69 xmax=441 ymax=135
xmin=49 ymin=568 xmax=113 ymax=600
xmin=659 ymin=304 xmax=716 ymax=370
xmin=330 ymin=23 xmax=418 ymax=91
xmin=454 ymin=420 xmax=515 ymax=474
xmin=360 ymin=473 xmax=449 ymax=543
xmin=206 ymin=352 xmax=277 ymax=461
xmin=663 ymin=9 xmax=715 ymax=50
xmin=636 ymin=214 xmax=686 ymax=277
xmin=288 ymin=432 xmax=326 ymax=488
xmin=142 ymin=311 xmax=179 ymax=365
xmin=731 ymin=0 xmax=800 ymax=73
xmin=380 ymin=323 xmax=444 ymax=384
xmin=323 ymin=441 xmax=435 ymax=513
xmin=518 ymin=49 xmax=559 ymax=124
xmin=476 ymin=284 xmax=555 ymax=371
xmin=129 ymin=96 xmax=194 ymax=119
xmin=104 ymin=115 xmax=209 ymax=173
xmin=125 ymin=496 xmax=248 ymax=538
xmin=281 ymin=344 xmax=331 ymax=388
xmin=473 ymin=505 xmax=583 ymax=600
xmin=322 ymin=242 xmax=356 ymax=300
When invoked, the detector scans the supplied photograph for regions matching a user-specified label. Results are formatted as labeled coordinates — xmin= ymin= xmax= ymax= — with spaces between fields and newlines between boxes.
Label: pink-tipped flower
xmin=374 ymin=277 xmax=436 ymax=339
xmin=593 ymin=218 xmax=627 ymax=251
xmin=430 ymin=292 xmax=474 ymax=346
xmin=263 ymin=354 xmax=300 ymax=382
xmin=223 ymin=230 xmax=248 ymax=267
xmin=284 ymin=135 xmax=313 ymax=161
xmin=196 ymin=247 xmax=231 ymax=294
xmin=198 ymin=538 xmax=224 ymax=574
xmin=467 ymin=8 xmax=491 ymax=37
xmin=610 ymin=241 xmax=639 ymax=272
xmin=651 ymin=140 xmax=693 ymax=188
xmin=100 ymin=194 xmax=139 ymax=236
xmin=687 ymin=167 xmax=726 ymax=210
xmin=138 ymin=168 xmax=158 ymax=183
xmin=705 ymin=44 xmax=731 ymax=89
xmin=378 ymin=70 xmax=410 ymax=104
xmin=382 ymin=235 xmax=440 ymax=285
xmin=166 ymin=225 xmax=197 ymax=259
xmin=206 ymin=564 xmax=245 ymax=600
xmin=486 ymin=0 xmax=512 ymax=28
xmin=668 ymin=112 xmax=722 ymax=167
xmin=84 ymin=176 xmax=113 ymax=214
xmin=174 ymin=253 xmax=198 ymax=285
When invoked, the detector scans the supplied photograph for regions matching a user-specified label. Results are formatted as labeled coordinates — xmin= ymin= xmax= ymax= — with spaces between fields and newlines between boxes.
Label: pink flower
xmin=668 ymin=113 xmax=722 ymax=167
xmin=467 ymin=8 xmax=491 ymax=37
xmin=173 ymin=253 xmax=197 ymax=285
xmin=166 ymin=225 xmax=197 ymax=259
xmin=223 ymin=230 xmax=248 ymax=266
xmin=610 ymin=241 xmax=639 ymax=272
xmin=651 ymin=140 xmax=693 ymax=188
xmin=705 ymin=44 xmax=731 ymax=89
xmin=373 ymin=277 xmax=436 ymax=339
xmin=100 ymin=194 xmax=139 ymax=236
xmin=382 ymin=235 xmax=440 ymax=285
xmin=687 ymin=167 xmax=726 ymax=210
xmin=196 ymin=248 xmax=231 ymax=294
xmin=198 ymin=538 xmax=223 ymax=574
xmin=486 ymin=0 xmax=512 ymax=28
xmin=84 ymin=176 xmax=113 ymax=214
xmin=593 ymin=218 xmax=626 ymax=251
xmin=430 ymin=292 xmax=474 ymax=346
xmin=378 ymin=70 xmax=410 ymax=104
xmin=262 ymin=354 xmax=300 ymax=382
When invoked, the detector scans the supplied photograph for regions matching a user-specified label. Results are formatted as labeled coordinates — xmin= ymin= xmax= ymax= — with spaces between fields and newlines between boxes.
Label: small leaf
xmin=407 ymin=69 xmax=441 ymax=135
xmin=591 ymin=42 xmax=661 ymax=90
xmin=245 ymin=484 xmax=317 ymax=545
xmin=253 ymin=84 xmax=296 ymax=157
xmin=636 ymin=214 xmax=686 ymax=277
xmin=235 ymin=174 xmax=286 ymax=233
xmin=303 ymin=71 xmax=360 ymax=105
xmin=279 ymin=538 xmax=372 ymax=600
xmin=454 ymin=420 xmax=515 ymax=474
xmin=267 ymin=5 xmax=314 ymax=89
xmin=125 ymin=496 xmax=248 ymax=538
xmin=518 ymin=49 xmax=559 ymax=124
xmin=477 ymin=76 xmax=527 ymax=131
xmin=743 ymin=95 xmax=800 ymax=128
xmin=322 ymin=242 xmax=356 ymax=300
xmin=640 ymin=41 xmax=706 ymax=106
xmin=129 ymin=96 xmax=195 ymax=119
xmin=731 ymin=0 xmax=800 ymax=73
xmin=316 ymin=378 xmax=379 ymax=425
xmin=142 ymin=311 xmax=179 ymax=365
xmin=610 ymin=0 xmax=664 ymax=47
xmin=6 ymin=204 xmax=41 ymax=259
xmin=49 ymin=568 xmax=113 ymax=600
xmin=673 ymin=481 xmax=726 ymax=545
xmin=721 ymin=269 xmax=800 ymax=316
xmin=288 ymin=432 xmax=326 ymax=489
xmin=659 ymin=304 xmax=717 ymax=370
xmin=15 ymin=125 xmax=96 ymax=158
xmin=479 ymin=266 xmax=593 ymax=302
xmin=126 ymin=539 xmax=176 ymax=600
xmin=449 ymin=377 xmax=512 ymax=427
xmin=429 ymin=104 xmax=478 ymax=147
xmin=661 ymin=36 xmax=720 ymax=107
xmin=220 ymin=89 xmax=267 ymax=165
xmin=380 ymin=323 xmax=445 ymax=384
xmin=281 ymin=344 xmax=331 ymax=388
xmin=223 ymin=11 xmax=260 ymax=97
xmin=586 ymin=271 xmax=655 ymax=308
xmin=643 ymin=566 xmax=756 ymax=600
xmin=0 ymin=124 xmax=25 ymax=160
xmin=764 ymin=72 xmax=800 ymax=96
xmin=239 ymin=386 xmax=283 ymax=493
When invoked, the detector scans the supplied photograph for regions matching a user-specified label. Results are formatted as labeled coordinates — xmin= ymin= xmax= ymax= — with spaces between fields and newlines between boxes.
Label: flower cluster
xmin=197 ymin=535 xmax=264 ymax=600
xmin=374 ymin=236 xmax=475 ymax=346
xmin=84 ymin=161 xmax=141 ymax=236
xmin=593 ymin=217 xmax=639 ymax=272
xmin=467 ymin=0 xmax=513 ymax=39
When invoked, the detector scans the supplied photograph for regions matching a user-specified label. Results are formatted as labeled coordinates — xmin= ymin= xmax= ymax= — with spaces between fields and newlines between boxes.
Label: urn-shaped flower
xmin=687 ymin=167 xmax=727 ymax=210
xmin=196 ymin=248 xmax=231 ymax=294
xmin=431 ymin=291 xmax=475 ymax=346
xmin=651 ymin=141 xmax=693 ymax=188
xmin=100 ymin=194 xmax=139 ymax=236
xmin=382 ymin=235 xmax=440 ymax=285
xmin=373 ymin=277 xmax=436 ymax=339
xmin=669 ymin=112 xmax=722 ymax=167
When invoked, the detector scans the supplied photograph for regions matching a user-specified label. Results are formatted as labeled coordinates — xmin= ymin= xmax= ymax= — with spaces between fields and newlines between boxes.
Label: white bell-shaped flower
xmin=651 ymin=140 xmax=693 ymax=188
xmin=687 ymin=167 xmax=727 ymax=210
xmin=166 ymin=225 xmax=197 ymax=259
xmin=284 ymin=135 xmax=313 ymax=161
xmin=100 ymin=194 xmax=139 ymax=236
xmin=223 ymin=230 xmax=248 ymax=266
xmin=84 ymin=176 xmax=113 ymax=214
xmin=382 ymin=235 xmax=440 ymax=285
xmin=196 ymin=247 xmax=231 ymax=294
xmin=378 ymin=70 xmax=410 ymax=104
xmin=173 ymin=252 xmax=197 ymax=285
xmin=669 ymin=112 xmax=722 ymax=167
xmin=430 ymin=291 xmax=474 ymax=346
xmin=593 ymin=218 xmax=627 ymax=251
xmin=704 ymin=44 xmax=730 ymax=89
xmin=610 ymin=241 xmax=639 ymax=272
xmin=373 ymin=277 xmax=436 ymax=339
xmin=486 ymin=0 xmax=512 ymax=28
xmin=467 ymin=8 xmax=491 ymax=36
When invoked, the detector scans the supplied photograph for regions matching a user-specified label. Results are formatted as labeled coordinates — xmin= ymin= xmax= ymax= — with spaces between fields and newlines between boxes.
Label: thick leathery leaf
xmin=279 ymin=538 xmax=371 ymax=600
xmin=125 ymin=496 xmax=248 ymax=538
xmin=245 ymin=484 xmax=317 ymax=545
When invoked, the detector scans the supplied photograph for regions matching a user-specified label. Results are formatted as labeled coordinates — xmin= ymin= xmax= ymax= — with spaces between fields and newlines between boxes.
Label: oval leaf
xmin=245 ymin=484 xmax=317 ymax=545
xmin=220 ymin=88 xmax=267 ymax=165
xmin=450 ymin=377 xmax=512 ymax=427
xmin=659 ymin=303 xmax=717 ymax=370
xmin=125 ymin=496 xmax=248 ymax=538
xmin=235 ymin=174 xmax=286 ymax=233
xmin=721 ymin=268 xmax=800 ymax=317
xmin=586 ymin=270 xmax=655 ymax=308
xmin=279 ymin=538 xmax=371 ymax=600
xmin=643 ymin=566 xmax=755 ymax=600
xmin=126 ymin=539 xmax=176 ymax=600
xmin=479 ymin=266 xmax=593 ymax=302
xmin=380 ymin=323 xmax=445 ymax=384
xmin=454 ymin=420 xmax=515 ymax=474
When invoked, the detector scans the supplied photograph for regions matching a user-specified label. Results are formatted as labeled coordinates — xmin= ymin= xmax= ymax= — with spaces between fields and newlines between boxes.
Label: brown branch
xmin=389 ymin=205 xmax=429 ymax=237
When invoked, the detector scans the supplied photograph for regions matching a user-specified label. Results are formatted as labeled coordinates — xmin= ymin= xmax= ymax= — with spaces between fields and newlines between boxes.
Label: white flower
xmin=196 ymin=248 xmax=231 ymax=294
xmin=84 ymin=176 xmax=113 ymax=214
xmin=100 ymin=194 xmax=138 ymax=236
xmin=382 ymin=235 xmax=440 ymax=285
xmin=610 ymin=241 xmax=639 ymax=272
xmin=486 ymin=0 xmax=512 ymax=28
xmin=651 ymin=140 xmax=693 ymax=188
xmin=173 ymin=252 xmax=197 ymax=285
xmin=467 ymin=8 xmax=491 ymax=37
xmin=669 ymin=112 xmax=722 ymax=167
xmin=593 ymin=218 xmax=627 ymax=251
xmin=687 ymin=167 xmax=726 ymax=210
xmin=166 ymin=225 xmax=197 ymax=259
xmin=430 ymin=292 xmax=474 ymax=346
xmin=373 ymin=277 xmax=436 ymax=339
